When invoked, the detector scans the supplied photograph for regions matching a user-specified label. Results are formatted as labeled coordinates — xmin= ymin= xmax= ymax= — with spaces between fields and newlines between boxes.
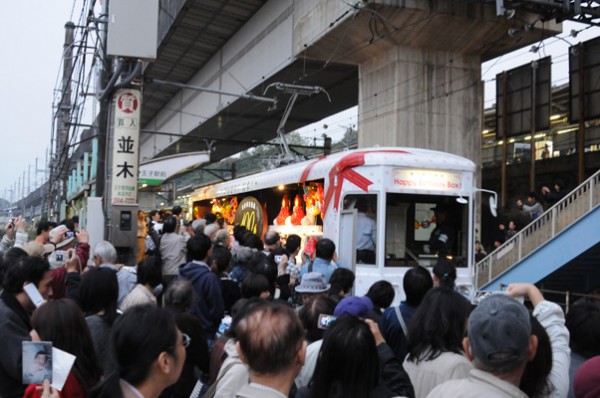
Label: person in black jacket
xmin=162 ymin=279 xmax=210 ymax=398
xmin=0 ymin=255 xmax=53 ymax=398
xmin=210 ymin=245 xmax=241 ymax=313
xmin=541 ymin=180 xmax=567 ymax=207
xmin=296 ymin=315 xmax=414 ymax=398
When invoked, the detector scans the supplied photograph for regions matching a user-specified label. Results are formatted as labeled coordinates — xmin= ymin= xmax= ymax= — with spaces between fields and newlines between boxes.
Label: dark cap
xmin=468 ymin=294 xmax=531 ymax=369
xmin=334 ymin=296 xmax=373 ymax=318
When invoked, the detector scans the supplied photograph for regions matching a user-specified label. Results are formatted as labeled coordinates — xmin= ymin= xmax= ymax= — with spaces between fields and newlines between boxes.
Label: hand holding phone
xmin=14 ymin=216 xmax=27 ymax=232
xmin=5 ymin=220 xmax=15 ymax=239
xmin=23 ymin=283 xmax=45 ymax=308
xmin=365 ymin=319 xmax=385 ymax=346
xmin=317 ymin=314 xmax=337 ymax=329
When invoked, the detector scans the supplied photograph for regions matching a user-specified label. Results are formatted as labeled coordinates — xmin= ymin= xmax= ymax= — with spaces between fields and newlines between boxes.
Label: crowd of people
xmin=0 ymin=206 xmax=599 ymax=398
xmin=476 ymin=180 xmax=570 ymax=257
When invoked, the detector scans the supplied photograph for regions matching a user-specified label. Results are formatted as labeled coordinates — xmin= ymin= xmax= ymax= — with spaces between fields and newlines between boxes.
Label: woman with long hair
xmin=79 ymin=267 xmax=120 ymax=377
xmin=25 ymin=299 xmax=102 ymax=397
xmin=297 ymin=315 xmax=414 ymax=398
xmin=403 ymin=287 xmax=472 ymax=398
xmin=91 ymin=305 xmax=187 ymax=398
xmin=520 ymin=315 xmax=554 ymax=397
xmin=432 ymin=259 xmax=457 ymax=289
xmin=507 ymin=283 xmax=569 ymax=398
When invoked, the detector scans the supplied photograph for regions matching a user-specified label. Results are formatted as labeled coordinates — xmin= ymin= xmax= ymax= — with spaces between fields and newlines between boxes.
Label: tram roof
xmin=191 ymin=147 xmax=476 ymax=200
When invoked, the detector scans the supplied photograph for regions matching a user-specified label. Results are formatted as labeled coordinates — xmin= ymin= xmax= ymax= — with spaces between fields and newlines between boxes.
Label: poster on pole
xmin=111 ymin=89 xmax=141 ymax=205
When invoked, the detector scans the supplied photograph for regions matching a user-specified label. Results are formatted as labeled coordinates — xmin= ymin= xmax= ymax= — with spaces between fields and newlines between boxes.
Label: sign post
xmin=109 ymin=88 xmax=141 ymax=264
xmin=111 ymin=89 xmax=141 ymax=205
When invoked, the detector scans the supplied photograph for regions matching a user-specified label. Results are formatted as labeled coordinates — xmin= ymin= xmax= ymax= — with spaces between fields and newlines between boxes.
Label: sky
xmin=0 ymin=1 xmax=81 ymax=202
xmin=0 ymin=3 xmax=598 ymax=203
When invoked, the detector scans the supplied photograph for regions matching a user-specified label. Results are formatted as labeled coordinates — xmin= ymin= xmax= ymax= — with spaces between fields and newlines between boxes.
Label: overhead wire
xmin=48 ymin=0 xmax=600 ymax=190
xmin=50 ymin=0 xmax=101 ymax=185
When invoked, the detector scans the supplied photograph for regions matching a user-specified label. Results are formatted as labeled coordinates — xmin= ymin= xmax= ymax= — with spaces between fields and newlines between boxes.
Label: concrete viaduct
xmin=139 ymin=0 xmax=560 ymax=170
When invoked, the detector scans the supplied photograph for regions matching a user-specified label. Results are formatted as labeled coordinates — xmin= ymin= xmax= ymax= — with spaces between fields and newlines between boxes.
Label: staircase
xmin=476 ymin=169 xmax=600 ymax=291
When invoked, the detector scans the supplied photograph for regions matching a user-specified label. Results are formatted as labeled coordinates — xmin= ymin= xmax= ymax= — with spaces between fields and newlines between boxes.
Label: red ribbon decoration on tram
xmin=312 ymin=149 xmax=409 ymax=218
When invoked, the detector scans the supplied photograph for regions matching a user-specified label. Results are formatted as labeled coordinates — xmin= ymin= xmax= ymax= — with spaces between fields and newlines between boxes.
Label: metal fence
xmin=476 ymin=169 xmax=600 ymax=289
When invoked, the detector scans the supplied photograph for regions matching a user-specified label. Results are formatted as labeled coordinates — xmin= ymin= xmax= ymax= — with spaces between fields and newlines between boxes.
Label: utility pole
xmin=36 ymin=155 xmax=48 ymax=219
xmin=27 ymin=164 xmax=31 ymax=196
xmin=50 ymin=22 xmax=75 ymax=220
xmin=96 ymin=0 xmax=110 ymax=214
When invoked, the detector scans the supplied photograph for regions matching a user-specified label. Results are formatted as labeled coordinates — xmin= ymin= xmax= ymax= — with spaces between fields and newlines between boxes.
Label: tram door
xmin=338 ymin=209 xmax=357 ymax=276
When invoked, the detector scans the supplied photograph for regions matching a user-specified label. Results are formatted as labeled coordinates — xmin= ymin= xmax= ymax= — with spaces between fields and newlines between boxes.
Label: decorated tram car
xmin=189 ymin=147 xmax=477 ymax=300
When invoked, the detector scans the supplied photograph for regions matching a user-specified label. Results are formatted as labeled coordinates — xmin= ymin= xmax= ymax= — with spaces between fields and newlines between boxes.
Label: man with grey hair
xmin=235 ymin=301 xmax=306 ymax=398
xmin=92 ymin=241 xmax=137 ymax=306
xmin=191 ymin=218 xmax=206 ymax=236
xmin=214 ymin=229 xmax=231 ymax=248
xmin=204 ymin=223 xmax=220 ymax=242
xmin=428 ymin=294 xmax=538 ymax=398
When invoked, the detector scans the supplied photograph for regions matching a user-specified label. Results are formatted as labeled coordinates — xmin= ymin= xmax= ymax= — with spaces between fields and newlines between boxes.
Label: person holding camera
xmin=0 ymin=216 xmax=28 ymax=252
xmin=47 ymin=226 xmax=90 ymax=300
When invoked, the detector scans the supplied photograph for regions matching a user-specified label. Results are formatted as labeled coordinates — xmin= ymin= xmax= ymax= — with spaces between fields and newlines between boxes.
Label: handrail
xmin=497 ymin=284 xmax=600 ymax=313
xmin=475 ymin=168 xmax=600 ymax=289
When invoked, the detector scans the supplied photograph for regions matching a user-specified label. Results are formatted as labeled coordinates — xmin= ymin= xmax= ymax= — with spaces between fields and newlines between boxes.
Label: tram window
xmin=385 ymin=193 xmax=468 ymax=268
xmin=343 ymin=194 xmax=377 ymax=265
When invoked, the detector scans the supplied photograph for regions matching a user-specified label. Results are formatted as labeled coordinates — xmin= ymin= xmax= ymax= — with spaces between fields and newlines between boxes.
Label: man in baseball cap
xmin=428 ymin=293 xmax=537 ymax=398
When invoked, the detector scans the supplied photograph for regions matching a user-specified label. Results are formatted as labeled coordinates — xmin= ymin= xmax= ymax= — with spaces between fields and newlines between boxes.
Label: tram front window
xmin=384 ymin=193 xmax=468 ymax=268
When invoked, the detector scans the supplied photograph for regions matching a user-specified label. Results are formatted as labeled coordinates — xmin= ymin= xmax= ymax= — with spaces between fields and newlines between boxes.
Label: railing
xmin=476 ymin=168 xmax=600 ymax=289
xmin=497 ymin=285 xmax=600 ymax=313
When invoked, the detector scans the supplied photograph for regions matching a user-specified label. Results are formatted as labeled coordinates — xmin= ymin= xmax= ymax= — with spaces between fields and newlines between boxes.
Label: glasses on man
xmin=182 ymin=333 xmax=191 ymax=348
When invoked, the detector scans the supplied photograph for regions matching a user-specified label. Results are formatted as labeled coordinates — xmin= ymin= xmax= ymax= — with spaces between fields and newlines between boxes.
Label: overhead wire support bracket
xmin=262 ymin=83 xmax=331 ymax=168
xmin=147 ymin=78 xmax=278 ymax=105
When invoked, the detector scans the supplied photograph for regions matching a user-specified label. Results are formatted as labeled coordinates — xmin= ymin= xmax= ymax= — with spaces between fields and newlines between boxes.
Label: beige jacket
xmin=403 ymin=350 xmax=473 ymax=398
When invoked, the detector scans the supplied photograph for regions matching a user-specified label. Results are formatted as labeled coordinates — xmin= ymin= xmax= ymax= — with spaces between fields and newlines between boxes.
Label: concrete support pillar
xmin=358 ymin=46 xmax=482 ymax=162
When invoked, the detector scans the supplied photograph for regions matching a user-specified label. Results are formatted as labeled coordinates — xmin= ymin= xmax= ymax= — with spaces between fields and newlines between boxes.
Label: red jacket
xmin=24 ymin=372 xmax=85 ymax=398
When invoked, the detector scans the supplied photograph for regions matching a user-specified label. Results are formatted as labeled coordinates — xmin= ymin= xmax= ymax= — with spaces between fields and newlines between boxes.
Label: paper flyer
xmin=51 ymin=347 xmax=76 ymax=391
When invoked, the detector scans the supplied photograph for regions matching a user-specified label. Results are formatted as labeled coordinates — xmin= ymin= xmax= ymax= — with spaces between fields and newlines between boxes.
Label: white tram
xmin=189 ymin=147 xmax=477 ymax=301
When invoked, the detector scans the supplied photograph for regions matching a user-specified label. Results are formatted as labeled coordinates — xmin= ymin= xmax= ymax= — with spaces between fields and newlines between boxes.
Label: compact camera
xmin=54 ymin=250 xmax=65 ymax=262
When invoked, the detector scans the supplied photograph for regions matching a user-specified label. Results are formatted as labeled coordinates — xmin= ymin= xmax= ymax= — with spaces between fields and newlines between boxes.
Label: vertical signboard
xmin=569 ymin=37 xmax=600 ymax=123
xmin=111 ymin=89 xmax=141 ymax=205
xmin=495 ymin=57 xmax=551 ymax=139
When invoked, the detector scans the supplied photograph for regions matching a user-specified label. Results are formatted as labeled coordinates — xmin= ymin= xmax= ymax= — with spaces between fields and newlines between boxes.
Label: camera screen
xmin=317 ymin=314 xmax=337 ymax=329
